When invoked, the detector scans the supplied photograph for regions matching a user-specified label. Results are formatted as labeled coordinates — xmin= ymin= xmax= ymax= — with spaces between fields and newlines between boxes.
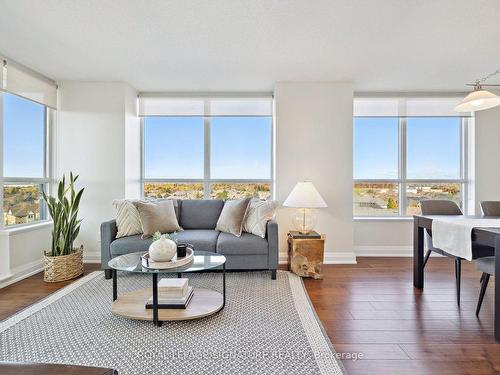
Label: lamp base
xmin=292 ymin=208 xmax=317 ymax=234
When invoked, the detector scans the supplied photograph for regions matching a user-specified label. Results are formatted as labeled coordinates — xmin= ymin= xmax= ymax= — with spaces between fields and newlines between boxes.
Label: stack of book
xmin=289 ymin=230 xmax=321 ymax=239
xmin=145 ymin=278 xmax=194 ymax=309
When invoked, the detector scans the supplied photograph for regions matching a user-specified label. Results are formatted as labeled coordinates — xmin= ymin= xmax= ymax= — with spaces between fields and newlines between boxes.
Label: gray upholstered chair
xmin=474 ymin=201 xmax=500 ymax=315
xmin=475 ymin=256 xmax=495 ymax=316
xmin=480 ymin=201 xmax=500 ymax=216
xmin=420 ymin=200 xmax=464 ymax=305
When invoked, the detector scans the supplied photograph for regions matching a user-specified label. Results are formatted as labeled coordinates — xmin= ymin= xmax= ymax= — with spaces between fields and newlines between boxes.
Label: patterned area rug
xmin=0 ymin=271 xmax=345 ymax=375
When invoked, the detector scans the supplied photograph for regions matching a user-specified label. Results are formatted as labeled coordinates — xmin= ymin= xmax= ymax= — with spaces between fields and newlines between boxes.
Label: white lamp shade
xmin=454 ymin=90 xmax=500 ymax=112
xmin=283 ymin=181 xmax=328 ymax=208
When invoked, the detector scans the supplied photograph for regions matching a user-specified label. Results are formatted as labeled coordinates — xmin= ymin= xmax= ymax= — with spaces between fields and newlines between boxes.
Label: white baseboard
xmin=279 ymin=254 xmax=288 ymax=265
xmin=0 ymin=252 xmax=101 ymax=289
xmin=353 ymin=245 xmax=446 ymax=258
xmin=0 ymin=259 xmax=44 ymax=289
xmin=83 ymin=251 xmax=101 ymax=263
xmin=354 ymin=245 xmax=413 ymax=257
xmin=279 ymin=251 xmax=357 ymax=265
xmin=324 ymin=252 xmax=357 ymax=264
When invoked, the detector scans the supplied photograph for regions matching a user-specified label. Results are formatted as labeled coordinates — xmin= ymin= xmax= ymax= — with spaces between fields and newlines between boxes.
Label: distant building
xmin=3 ymin=205 xmax=39 ymax=226
xmin=355 ymin=196 xmax=387 ymax=209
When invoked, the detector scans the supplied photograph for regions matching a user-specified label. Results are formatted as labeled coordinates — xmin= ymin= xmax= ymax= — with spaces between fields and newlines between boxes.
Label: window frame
xmin=1 ymin=91 xmax=51 ymax=229
xmin=353 ymin=116 xmax=469 ymax=218
xmin=140 ymin=97 xmax=274 ymax=199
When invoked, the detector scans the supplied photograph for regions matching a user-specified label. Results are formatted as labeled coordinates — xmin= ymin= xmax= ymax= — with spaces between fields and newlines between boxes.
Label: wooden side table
xmin=287 ymin=233 xmax=325 ymax=279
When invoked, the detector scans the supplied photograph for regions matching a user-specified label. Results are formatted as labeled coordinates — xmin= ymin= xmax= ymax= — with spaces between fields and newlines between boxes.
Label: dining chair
xmin=480 ymin=201 xmax=500 ymax=216
xmin=475 ymin=256 xmax=495 ymax=316
xmin=474 ymin=201 xmax=500 ymax=316
xmin=420 ymin=200 xmax=464 ymax=305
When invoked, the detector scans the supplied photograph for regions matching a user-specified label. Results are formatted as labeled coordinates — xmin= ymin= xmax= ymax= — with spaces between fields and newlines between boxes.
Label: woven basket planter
xmin=44 ymin=246 xmax=84 ymax=282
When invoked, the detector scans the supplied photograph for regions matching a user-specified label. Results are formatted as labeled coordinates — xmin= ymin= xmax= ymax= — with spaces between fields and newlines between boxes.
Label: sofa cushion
xmin=110 ymin=235 xmax=153 ymax=256
xmin=216 ymin=232 xmax=268 ymax=255
xmin=179 ymin=200 xmax=224 ymax=229
xmin=171 ymin=230 xmax=220 ymax=252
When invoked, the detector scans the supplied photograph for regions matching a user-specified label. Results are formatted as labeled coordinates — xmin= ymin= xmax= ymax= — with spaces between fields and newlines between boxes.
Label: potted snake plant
xmin=42 ymin=172 xmax=85 ymax=282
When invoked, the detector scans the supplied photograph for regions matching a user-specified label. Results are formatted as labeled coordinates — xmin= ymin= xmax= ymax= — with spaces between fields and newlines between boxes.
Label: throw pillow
xmin=113 ymin=199 xmax=143 ymax=238
xmin=243 ymin=198 xmax=279 ymax=238
xmin=148 ymin=198 xmax=180 ymax=220
xmin=215 ymin=198 xmax=251 ymax=237
xmin=133 ymin=200 xmax=182 ymax=239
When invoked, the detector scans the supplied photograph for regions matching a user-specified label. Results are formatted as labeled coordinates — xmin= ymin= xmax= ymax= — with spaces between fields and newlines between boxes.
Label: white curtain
xmin=209 ymin=98 xmax=272 ymax=116
xmin=138 ymin=94 xmax=273 ymax=116
xmin=354 ymin=97 xmax=470 ymax=117
xmin=1 ymin=56 xmax=57 ymax=109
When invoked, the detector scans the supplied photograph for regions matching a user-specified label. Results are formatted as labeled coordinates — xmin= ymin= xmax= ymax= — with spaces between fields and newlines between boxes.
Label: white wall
xmin=57 ymin=82 xmax=139 ymax=260
xmin=0 ymin=224 xmax=52 ymax=288
xmin=274 ymin=82 xmax=355 ymax=263
xmin=475 ymin=98 xmax=500 ymax=212
xmin=354 ymin=220 xmax=413 ymax=256
xmin=125 ymin=85 xmax=141 ymax=198
xmin=8 ymin=226 xmax=52 ymax=269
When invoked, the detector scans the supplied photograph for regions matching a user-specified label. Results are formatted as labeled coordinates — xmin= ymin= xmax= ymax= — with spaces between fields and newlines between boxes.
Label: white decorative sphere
xmin=148 ymin=236 xmax=177 ymax=261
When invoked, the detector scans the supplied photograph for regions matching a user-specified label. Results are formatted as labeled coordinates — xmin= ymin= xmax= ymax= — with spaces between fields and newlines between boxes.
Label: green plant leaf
xmin=43 ymin=172 xmax=84 ymax=256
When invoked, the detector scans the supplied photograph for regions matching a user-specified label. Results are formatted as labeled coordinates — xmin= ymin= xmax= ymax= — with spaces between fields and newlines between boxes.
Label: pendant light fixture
xmin=454 ymin=69 xmax=500 ymax=112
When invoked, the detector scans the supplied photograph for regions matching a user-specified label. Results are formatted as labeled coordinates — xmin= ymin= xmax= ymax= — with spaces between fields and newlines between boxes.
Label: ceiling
xmin=0 ymin=0 xmax=499 ymax=92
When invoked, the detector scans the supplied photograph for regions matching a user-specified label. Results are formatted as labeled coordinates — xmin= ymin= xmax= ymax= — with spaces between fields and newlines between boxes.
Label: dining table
xmin=413 ymin=215 xmax=500 ymax=342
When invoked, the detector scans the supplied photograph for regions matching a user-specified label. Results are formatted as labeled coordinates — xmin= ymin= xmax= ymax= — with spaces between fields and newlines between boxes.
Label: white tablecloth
xmin=431 ymin=217 xmax=500 ymax=261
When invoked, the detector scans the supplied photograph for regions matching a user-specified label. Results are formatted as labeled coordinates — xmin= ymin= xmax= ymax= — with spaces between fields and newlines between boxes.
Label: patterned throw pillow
xmin=243 ymin=198 xmax=279 ymax=238
xmin=113 ymin=199 xmax=143 ymax=238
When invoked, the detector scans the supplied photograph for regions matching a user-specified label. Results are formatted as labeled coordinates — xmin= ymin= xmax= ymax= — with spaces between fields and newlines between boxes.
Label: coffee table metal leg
xmin=222 ymin=262 xmax=226 ymax=309
xmin=112 ymin=269 xmax=117 ymax=301
xmin=152 ymin=273 xmax=162 ymax=326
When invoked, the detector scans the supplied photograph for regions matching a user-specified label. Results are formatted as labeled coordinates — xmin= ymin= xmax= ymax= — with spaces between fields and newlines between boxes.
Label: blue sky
xmin=144 ymin=116 xmax=271 ymax=179
xmin=3 ymin=93 xmax=45 ymax=178
xmin=354 ymin=117 xmax=461 ymax=179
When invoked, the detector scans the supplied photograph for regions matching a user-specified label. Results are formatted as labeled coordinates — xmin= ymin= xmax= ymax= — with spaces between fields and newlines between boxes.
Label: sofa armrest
xmin=266 ymin=219 xmax=279 ymax=270
xmin=100 ymin=219 xmax=117 ymax=270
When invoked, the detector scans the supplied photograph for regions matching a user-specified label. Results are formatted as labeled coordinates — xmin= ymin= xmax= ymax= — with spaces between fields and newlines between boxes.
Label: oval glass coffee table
xmin=108 ymin=250 xmax=226 ymax=326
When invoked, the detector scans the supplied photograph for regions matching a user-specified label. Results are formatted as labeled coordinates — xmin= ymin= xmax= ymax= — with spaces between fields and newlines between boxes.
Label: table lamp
xmin=283 ymin=181 xmax=327 ymax=234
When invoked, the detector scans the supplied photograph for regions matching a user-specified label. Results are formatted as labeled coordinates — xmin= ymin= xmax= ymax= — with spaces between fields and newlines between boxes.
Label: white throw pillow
xmin=243 ymin=198 xmax=278 ymax=238
xmin=113 ymin=199 xmax=143 ymax=238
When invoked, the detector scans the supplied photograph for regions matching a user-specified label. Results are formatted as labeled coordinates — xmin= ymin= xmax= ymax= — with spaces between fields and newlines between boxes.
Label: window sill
xmin=0 ymin=220 xmax=53 ymax=236
xmin=353 ymin=216 xmax=414 ymax=222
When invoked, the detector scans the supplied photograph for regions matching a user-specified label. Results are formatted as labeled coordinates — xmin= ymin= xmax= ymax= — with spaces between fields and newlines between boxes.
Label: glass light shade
xmin=454 ymin=90 xmax=500 ymax=112
xmin=292 ymin=208 xmax=317 ymax=234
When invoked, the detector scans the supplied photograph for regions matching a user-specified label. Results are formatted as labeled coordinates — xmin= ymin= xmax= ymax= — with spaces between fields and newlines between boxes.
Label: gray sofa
xmin=101 ymin=199 xmax=279 ymax=279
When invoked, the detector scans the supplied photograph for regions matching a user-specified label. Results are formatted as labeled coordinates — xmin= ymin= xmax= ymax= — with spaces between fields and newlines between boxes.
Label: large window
xmin=2 ymin=92 xmax=50 ymax=226
xmin=141 ymin=97 xmax=273 ymax=200
xmin=353 ymin=98 xmax=469 ymax=217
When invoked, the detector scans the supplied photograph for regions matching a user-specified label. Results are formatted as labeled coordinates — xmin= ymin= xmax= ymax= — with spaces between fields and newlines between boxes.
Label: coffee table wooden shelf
xmin=108 ymin=250 xmax=226 ymax=326
xmin=112 ymin=287 xmax=223 ymax=321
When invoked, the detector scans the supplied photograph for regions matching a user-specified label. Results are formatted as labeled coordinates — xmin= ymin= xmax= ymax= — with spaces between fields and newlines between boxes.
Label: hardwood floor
xmin=0 ymin=263 xmax=100 ymax=320
xmin=1 ymin=258 xmax=499 ymax=374
xmin=303 ymin=258 xmax=500 ymax=375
